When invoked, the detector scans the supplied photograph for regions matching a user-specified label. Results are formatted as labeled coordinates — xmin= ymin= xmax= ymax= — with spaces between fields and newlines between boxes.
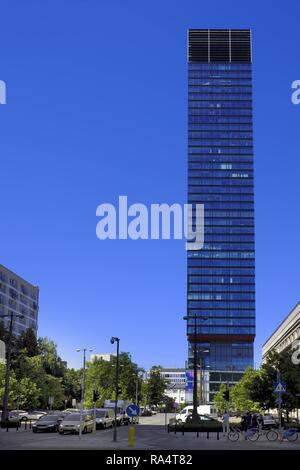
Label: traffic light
xmin=223 ymin=390 xmax=230 ymax=401
xmin=93 ymin=390 xmax=100 ymax=402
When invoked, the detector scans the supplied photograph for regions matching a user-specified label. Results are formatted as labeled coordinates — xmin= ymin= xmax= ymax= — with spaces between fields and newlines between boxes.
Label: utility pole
xmin=1 ymin=313 xmax=24 ymax=425
xmin=111 ymin=336 xmax=120 ymax=442
xmin=277 ymin=369 xmax=282 ymax=431
xmin=76 ymin=347 xmax=93 ymax=438
xmin=183 ymin=314 xmax=208 ymax=423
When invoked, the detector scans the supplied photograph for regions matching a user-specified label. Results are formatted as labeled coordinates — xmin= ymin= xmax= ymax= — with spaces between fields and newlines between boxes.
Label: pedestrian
xmin=222 ymin=410 xmax=230 ymax=436
xmin=240 ymin=413 xmax=247 ymax=432
xmin=257 ymin=413 xmax=263 ymax=431
xmin=246 ymin=412 xmax=251 ymax=430
xmin=251 ymin=413 xmax=258 ymax=428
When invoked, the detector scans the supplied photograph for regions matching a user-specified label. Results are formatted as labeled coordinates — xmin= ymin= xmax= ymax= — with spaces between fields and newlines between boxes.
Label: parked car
xmin=32 ymin=414 xmax=64 ymax=433
xmin=21 ymin=410 xmax=47 ymax=422
xmin=59 ymin=413 xmax=94 ymax=434
xmin=94 ymin=408 xmax=114 ymax=429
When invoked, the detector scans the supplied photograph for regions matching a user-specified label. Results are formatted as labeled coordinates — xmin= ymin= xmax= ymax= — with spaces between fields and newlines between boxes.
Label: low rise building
xmin=0 ymin=264 xmax=39 ymax=337
xmin=262 ymin=301 xmax=300 ymax=360
xmin=90 ymin=353 xmax=116 ymax=362
xmin=146 ymin=367 xmax=186 ymax=405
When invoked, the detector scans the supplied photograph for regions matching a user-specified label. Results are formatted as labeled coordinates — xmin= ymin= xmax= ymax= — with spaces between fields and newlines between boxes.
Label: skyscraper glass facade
xmin=186 ymin=30 xmax=255 ymax=404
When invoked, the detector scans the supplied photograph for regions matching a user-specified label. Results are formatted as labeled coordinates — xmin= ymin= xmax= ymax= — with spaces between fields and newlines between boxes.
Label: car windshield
xmin=96 ymin=410 xmax=105 ymax=418
xmin=38 ymin=415 xmax=59 ymax=422
xmin=64 ymin=414 xmax=80 ymax=421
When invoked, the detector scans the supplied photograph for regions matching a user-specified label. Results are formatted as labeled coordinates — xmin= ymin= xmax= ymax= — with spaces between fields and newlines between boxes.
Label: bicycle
xmin=245 ymin=427 xmax=278 ymax=442
xmin=228 ymin=425 xmax=241 ymax=441
xmin=280 ymin=427 xmax=299 ymax=442
xmin=227 ymin=425 xmax=278 ymax=442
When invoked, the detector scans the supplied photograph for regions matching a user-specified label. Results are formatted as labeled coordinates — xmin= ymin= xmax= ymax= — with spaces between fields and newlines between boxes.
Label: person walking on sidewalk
xmin=223 ymin=410 xmax=230 ymax=436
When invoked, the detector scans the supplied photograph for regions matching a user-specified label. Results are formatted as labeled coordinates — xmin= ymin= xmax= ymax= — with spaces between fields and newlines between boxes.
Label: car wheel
xmin=83 ymin=427 xmax=87 ymax=434
xmin=32 ymin=429 xmax=37 ymax=433
xmin=59 ymin=431 xmax=64 ymax=435
xmin=103 ymin=423 xmax=106 ymax=429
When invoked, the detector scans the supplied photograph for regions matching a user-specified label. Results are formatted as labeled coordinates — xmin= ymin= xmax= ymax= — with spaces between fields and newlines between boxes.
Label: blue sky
xmin=0 ymin=0 xmax=300 ymax=370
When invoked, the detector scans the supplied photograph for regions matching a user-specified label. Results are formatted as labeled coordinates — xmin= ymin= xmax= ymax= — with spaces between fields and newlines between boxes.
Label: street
xmin=0 ymin=414 xmax=299 ymax=450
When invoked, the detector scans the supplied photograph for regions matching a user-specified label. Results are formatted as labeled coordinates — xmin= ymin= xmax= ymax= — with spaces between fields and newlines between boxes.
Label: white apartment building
xmin=0 ymin=264 xmax=39 ymax=337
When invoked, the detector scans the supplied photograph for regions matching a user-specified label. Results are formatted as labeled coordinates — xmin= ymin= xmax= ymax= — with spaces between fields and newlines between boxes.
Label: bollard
xmin=207 ymin=431 xmax=209 ymax=439
xmin=175 ymin=424 xmax=177 ymax=435
xmin=217 ymin=431 xmax=219 ymax=440
xmin=25 ymin=420 xmax=27 ymax=430
xmin=29 ymin=420 xmax=32 ymax=430
xmin=197 ymin=430 xmax=199 ymax=438
xmin=128 ymin=425 xmax=135 ymax=448
xmin=6 ymin=421 xmax=9 ymax=432
xmin=167 ymin=424 xmax=169 ymax=434
xmin=16 ymin=421 xmax=19 ymax=431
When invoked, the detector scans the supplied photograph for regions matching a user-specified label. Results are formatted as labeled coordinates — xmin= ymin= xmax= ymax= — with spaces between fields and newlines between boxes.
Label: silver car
xmin=59 ymin=413 xmax=94 ymax=434
xmin=94 ymin=408 xmax=114 ymax=429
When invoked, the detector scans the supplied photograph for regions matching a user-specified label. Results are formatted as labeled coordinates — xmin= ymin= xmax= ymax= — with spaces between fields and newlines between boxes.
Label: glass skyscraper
xmin=186 ymin=30 xmax=255 ymax=404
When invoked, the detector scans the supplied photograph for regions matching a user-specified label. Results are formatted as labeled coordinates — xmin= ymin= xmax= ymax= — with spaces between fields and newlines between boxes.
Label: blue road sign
xmin=126 ymin=404 xmax=140 ymax=418
xmin=274 ymin=382 xmax=286 ymax=393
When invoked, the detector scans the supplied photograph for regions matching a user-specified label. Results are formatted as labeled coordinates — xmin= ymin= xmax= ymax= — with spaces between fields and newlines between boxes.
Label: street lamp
xmin=76 ymin=347 xmax=93 ymax=438
xmin=110 ymin=336 xmax=120 ymax=442
xmin=135 ymin=369 xmax=144 ymax=405
xmin=183 ymin=314 xmax=208 ymax=424
xmin=0 ymin=312 xmax=24 ymax=425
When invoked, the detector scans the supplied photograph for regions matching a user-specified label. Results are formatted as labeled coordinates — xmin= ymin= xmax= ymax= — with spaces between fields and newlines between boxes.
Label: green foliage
xmin=250 ymin=349 xmax=300 ymax=414
xmin=0 ymin=363 xmax=40 ymax=409
xmin=143 ymin=366 xmax=167 ymax=407
xmin=214 ymin=349 xmax=300 ymax=418
xmin=84 ymin=353 xmax=143 ymax=408
xmin=214 ymin=370 xmax=262 ymax=414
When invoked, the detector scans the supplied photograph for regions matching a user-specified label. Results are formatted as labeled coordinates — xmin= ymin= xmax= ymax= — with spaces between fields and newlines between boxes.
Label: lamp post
xmin=0 ymin=312 xmax=24 ymax=425
xmin=135 ymin=369 xmax=144 ymax=405
xmin=76 ymin=347 xmax=93 ymax=438
xmin=183 ymin=314 xmax=208 ymax=424
xmin=111 ymin=336 xmax=120 ymax=442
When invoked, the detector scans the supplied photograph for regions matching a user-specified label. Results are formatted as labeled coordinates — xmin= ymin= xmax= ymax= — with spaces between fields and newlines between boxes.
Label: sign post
xmin=274 ymin=372 xmax=286 ymax=432
xmin=126 ymin=404 xmax=140 ymax=448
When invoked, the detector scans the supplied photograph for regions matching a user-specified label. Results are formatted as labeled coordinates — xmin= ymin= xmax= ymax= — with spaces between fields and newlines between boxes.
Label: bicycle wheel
xmin=247 ymin=430 xmax=259 ymax=441
xmin=228 ymin=431 xmax=240 ymax=441
xmin=286 ymin=431 xmax=298 ymax=442
xmin=266 ymin=430 xmax=279 ymax=441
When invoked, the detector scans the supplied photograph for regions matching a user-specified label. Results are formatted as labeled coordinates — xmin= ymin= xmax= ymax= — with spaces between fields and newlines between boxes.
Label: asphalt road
xmin=0 ymin=413 xmax=299 ymax=450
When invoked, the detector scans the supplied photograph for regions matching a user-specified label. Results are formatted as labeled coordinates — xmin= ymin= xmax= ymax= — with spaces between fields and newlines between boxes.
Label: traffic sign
xmin=126 ymin=404 xmax=140 ymax=418
xmin=274 ymin=382 xmax=286 ymax=393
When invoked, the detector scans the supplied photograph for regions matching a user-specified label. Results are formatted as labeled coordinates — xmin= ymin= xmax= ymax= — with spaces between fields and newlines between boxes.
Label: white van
xmin=176 ymin=405 xmax=214 ymax=423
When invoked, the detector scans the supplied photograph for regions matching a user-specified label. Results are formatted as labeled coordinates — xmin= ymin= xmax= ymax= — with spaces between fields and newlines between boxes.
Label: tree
xmin=62 ymin=368 xmax=82 ymax=407
xmin=84 ymin=352 xmax=142 ymax=408
xmin=143 ymin=366 xmax=167 ymax=408
xmin=214 ymin=369 xmax=261 ymax=414
xmin=249 ymin=348 xmax=300 ymax=417
xmin=16 ymin=328 xmax=38 ymax=357
xmin=0 ymin=364 xmax=40 ymax=410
